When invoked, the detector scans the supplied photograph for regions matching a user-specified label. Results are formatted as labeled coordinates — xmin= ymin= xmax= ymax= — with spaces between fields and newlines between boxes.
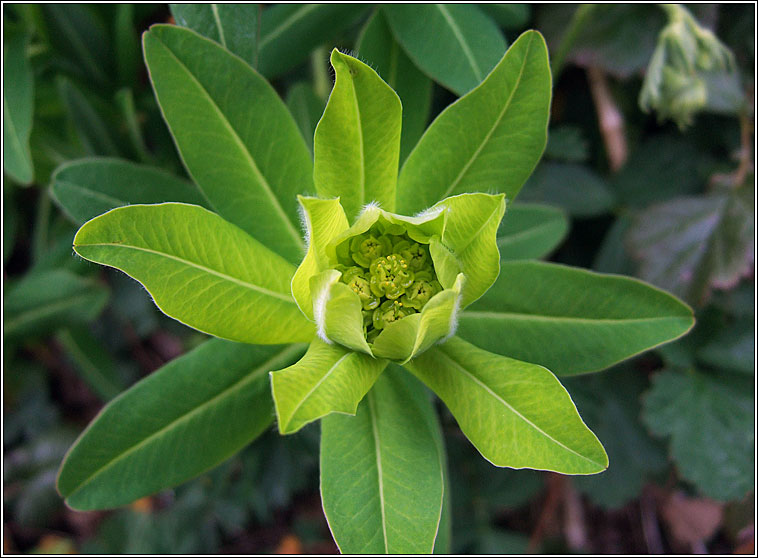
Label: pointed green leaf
xmin=314 ymin=49 xmax=402 ymax=218
xmin=257 ymin=4 xmax=369 ymax=79
xmin=57 ymin=77 xmax=120 ymax=157
xmin=3 ymin=31 xmax=34 ymax=184
xmin=405 ymin=337 xmax=608 ymax=474
xmin=383 ymin=4 xmax=506 ymax=96
xmin=397 ymin=30 xmax=551 ymax=214
xmin=357 ymin=10 xmax=433 ymax=162
xmin=50 ymin=157 xmax=209 ymax=225
xmin=271 ymin=338 xmax=387 ymax=435
xmin=372 ymin=273 xmax=465 ymax=363
xmin=286 ymin=81 xmax=325 ymax=154
xmin=457 ymin=261 xmax=695 ymax=375
xmin=143 ymin=24 xmax=310 ymax=263
xmin=291 ymin=196 xmax=350 ymax=320
xmin=57 ymin=340 xmax=305 ymax=510
xmin=643 ymin=370 xmax=754 ymax=501
xmin=497 ymin=203 xmax=569 ymax=260
xmin=73 ymin=203 xmax=315 ymax=345
xmin=56 ymin=327 xmax=125 ymax=402
xmin=431 ymin=193 xmax=505 ymax=307
xmin=41 ymin=4 xmax=112 ymax=86
xmin=170 ymin=4 xmax=259 ymax=68
xmin=4 ymin=269 xmax=109 ymax=341
xmin=321 ymin=366 xmax=444 ymax=554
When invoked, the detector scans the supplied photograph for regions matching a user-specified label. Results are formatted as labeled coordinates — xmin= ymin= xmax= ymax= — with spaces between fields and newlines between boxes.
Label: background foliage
xmin=3 ymin=3 xmax=754 ymax=554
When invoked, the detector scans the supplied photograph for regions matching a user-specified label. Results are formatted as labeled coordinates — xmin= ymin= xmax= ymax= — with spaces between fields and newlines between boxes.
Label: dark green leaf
xmin=57 ymin=341 xmax=305 ymax=510
xmin=397 ymin=31 xmax=551 ymax=213
xmin=498 ymin=203 xmax=569 ymax=260
xmin=50 ymin=157 xmax=208 ymax=224
xmin=383 ymin=4 xmax=506 ymax=96
xmin=144 ymin=25 xmax=311 ymax=263
xmin=56 ymin=327 xmax=126 ymax=401
xmin=4 ymin=269 xmax=109 ymax=340
xmin=479 ymin=4 xmax=531 ymax=30
xmin=114 ymin=4 xmax=139 ymax=86
xmin=544 ymin=125 xmax=588 ymax=163
xmin=285 ymin=81 xmax=324 ymax=154
xmin=457 ymin=261 xmax=694 ymax=375
xmin=357 ymin=10 xmax=433 ymax=162
xmin=321 ymin=366 xmax=444 ymax=553
xmin=258 ymin=4 xmax=369 ymax=79
xmin=627 ymin=183 xmax=754 ymax=306
xmin=565 ymin=368 xmax=668 ymax=509
xmin=3 ymin=31 xmax=34 ymax=184
xmin=170 ymin=4 xmax=260 ymax=68
xmin=517 ymin=162 xmax=615 ymax=217
xmin=642 ymin=370 xmax=754 ymax=501
xmin=57 ymin=77 xmax=120 ymax=157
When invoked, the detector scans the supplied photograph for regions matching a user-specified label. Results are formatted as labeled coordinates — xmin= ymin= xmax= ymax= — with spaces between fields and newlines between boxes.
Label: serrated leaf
xmin=497 ymin=203 xmax=568 ymax=261
xmin=143 ymin=24 xmax=310 ymax=264
xmin=696 ymin=317 xmax=754 ymax=375
xmin=397 ymin=30 xmax=550 ymax=214
xmin=73 ymin=203 xmax=315 ymax=345
xmin=285 ymin=82 xmax=324 ymax=154
xmin=383 ymin=4 xmax=506 ymax=96
xmin=517 ymin=161 xmax=615 ymax=217
xmin=271 ymin=338 xmax=387 ymax=434
xmin=50 ymin=157 xmax=208 ymax=225
xmin=4 ymin=269 xmax=109 ymax=340
xmin=642 ymin=370 xmax=754 ymax=501
xmin=357 ymin=10 xmax=433 ymax=162
xmin=627 ymin=184 xmax=754 ymax=306
xmin=457 ymin=261 xmax=694 ymax=375
xmin=257 ymin=4 xmax=369 ymax=79
xmin=431 ymin=193 xmax=505 ymax=307
xmin=314 ymin=49 xmax=401 ymax=218
xmin=405 ymin=336 xmax=608 ymax=473
xmin=57 ymin=340 xmax=304 ymax=510
xmin=564 ymin=368 xmax=668 ymax=509
xmin=291 ymin=197 xmax=350 ymax=320
xmin=321 ymin=366 xmax=444 ymax=554
xmin=3 ymin=31 xmax=34 ymax=184
xmin=170 ymin=4 xmax=259 ymax=68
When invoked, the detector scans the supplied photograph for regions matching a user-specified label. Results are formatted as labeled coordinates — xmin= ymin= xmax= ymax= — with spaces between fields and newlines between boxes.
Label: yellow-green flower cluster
xmin=335 ymin=225 xmax=442 ymax=342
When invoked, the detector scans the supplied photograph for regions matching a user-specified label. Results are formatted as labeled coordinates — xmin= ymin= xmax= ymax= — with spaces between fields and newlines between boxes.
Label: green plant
xmin=50 ymin=22 xmax=697 ymax=554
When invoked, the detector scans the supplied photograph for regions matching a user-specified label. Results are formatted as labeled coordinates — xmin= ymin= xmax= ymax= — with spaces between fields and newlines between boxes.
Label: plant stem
xmin=587 ymin=65 xmax=628 ymax=172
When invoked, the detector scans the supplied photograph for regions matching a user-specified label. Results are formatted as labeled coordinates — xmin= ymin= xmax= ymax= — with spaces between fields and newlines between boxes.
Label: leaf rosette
xmin=292 ymin=193 xmax=504 ymax=363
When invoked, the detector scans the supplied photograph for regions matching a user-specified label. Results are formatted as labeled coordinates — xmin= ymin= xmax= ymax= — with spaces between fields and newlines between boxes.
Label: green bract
xmin=55 ymin=24 xmax=695 ymax=555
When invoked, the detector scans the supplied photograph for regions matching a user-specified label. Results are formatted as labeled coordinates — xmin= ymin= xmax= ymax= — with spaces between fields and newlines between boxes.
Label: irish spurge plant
xmin=57 ymin=25 xmax=694 ymax=553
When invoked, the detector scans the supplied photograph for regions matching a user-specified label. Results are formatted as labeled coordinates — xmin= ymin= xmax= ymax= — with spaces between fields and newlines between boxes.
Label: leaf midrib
xmin=461 ymin=311 xmax=688 ymax=325
xmin=367 ymin=391 xmax=389 ymax=552
xmin=436 ymin=4 xmax=482 ymax=82
xmin=63 ymin=344 xmax=303 ymax=500
xmin=349 ymin=75 xmax=366 ymax=208
xmin=210 ymin=4 xmax=227 ymax=47
xmin=75 ymin=241 xmax=295 ymax=303
xmin=153 ymin=34 xmax=303 ymax=249
xmin=4 ymin=292 xmax=101 ymax=334
xmin=437 ymin=348 xmax=604 ymax=468
xmin=54 ymin=179 xmax=126 ymax=209
xmin=441 ymin=33 xmax=534 ymax=200
xmin=284 ymin=351 xmax=352 ymax=428
xmin=259 ymin=4 xmax=319 ymax=49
